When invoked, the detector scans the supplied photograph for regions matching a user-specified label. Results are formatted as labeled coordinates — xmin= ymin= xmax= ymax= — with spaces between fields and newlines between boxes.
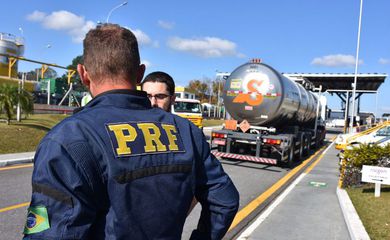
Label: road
xmin=0 ymin=128 xmax=334 ymax=239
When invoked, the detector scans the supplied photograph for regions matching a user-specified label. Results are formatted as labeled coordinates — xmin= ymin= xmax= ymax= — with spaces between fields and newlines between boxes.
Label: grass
xmin=203 ymin=119 xmax=224 ymax=127
xmin=0 ymin=114 xmax=69 ymax=154
xmin=0 ymin=114 xmax=221 ymax=154
xmin=346 ymin=184 xmax=390 ymax=240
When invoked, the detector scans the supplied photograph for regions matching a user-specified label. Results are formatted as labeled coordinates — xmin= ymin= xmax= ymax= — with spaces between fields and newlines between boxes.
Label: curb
xmin=337 ymin=187 xmax=370 ymax=240
xmin=0 ymin=152 xmax=35 ymax=167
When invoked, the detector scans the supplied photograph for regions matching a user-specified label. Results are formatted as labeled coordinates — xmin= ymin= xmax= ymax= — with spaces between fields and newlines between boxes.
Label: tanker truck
xmin=211 ymin=60 xmax=326 ymax=167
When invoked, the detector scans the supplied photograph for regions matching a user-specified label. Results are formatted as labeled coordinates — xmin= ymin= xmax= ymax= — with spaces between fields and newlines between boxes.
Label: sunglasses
xmin=147 ymin=93 xmax=171 ymax=100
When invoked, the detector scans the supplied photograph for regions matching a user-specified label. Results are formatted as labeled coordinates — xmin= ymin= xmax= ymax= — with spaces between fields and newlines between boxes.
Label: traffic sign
xmin=362 ymin=165 xmax=390 ymax=185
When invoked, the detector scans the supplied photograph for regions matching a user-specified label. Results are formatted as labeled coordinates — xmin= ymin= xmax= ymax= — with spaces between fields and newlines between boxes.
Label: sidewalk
xmin=236 ymin=143 xmax=369 ymax=240
xmin=0 ymin=152 xmax=35 ymax=167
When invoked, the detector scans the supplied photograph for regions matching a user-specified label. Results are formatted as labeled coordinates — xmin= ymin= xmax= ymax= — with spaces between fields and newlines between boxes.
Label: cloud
xmin=311 ymin=54 xmax=363 ymax=67
xmin=124 ymin=27 xmax=158 ymax=47
xmin=141 ymin=60 xmax=152 ymax=68
xmin=128 ymin=28 xmax=151 ymax=45
xmin=158 ymin=20 xmax=175 ymax=30
xmin=26 ymin=11 xmax=46 ymax=22
xmin=379 ymin=58 xmax=390 ymax=65
xmin=26 ymin=10 xmax=95 ymax=43
xmin=167 ymin=36 xmax=242 ymax=58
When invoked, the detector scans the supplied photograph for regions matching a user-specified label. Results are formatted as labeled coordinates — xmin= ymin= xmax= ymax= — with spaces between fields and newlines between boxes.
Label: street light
xmin=216 ymin=71 xmax=230 ymax=119
xmin=349 ymin=0 xmax=363 ymax=133
xmin=106 ymin=1 xmax=128 ymax=23
xmin=18 ymin=27 xmax=23 ymax=36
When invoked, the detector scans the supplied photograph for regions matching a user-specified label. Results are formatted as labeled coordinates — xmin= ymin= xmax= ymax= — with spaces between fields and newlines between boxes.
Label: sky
xmin=1 ymin=0 xmax=390 ymax=116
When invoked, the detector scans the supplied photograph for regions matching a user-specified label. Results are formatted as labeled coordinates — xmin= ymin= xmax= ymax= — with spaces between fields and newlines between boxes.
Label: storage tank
xmin=0 ymin=32 xmax=24 ymax=77
xmin=223 ymin=61 xmax=318 ymax=127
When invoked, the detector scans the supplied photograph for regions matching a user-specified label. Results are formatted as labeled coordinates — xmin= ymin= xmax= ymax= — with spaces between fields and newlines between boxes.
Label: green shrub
xmin=340 ymin=143 xmax=390 ymax=188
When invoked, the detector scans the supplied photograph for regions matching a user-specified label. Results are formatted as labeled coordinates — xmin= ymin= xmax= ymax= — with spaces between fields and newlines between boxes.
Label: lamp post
xmin=216 ymin=71 xmax=230 ymax=119
xmin=349 ymin=0 xmax=363 ymax=133
xmin=18 ymin=27 xmax=23 ymax=36
xmin=106 ymin=1 xmax=128 ymax=23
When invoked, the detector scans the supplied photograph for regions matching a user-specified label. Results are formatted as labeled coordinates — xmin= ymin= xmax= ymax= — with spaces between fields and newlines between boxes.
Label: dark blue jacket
xmin=23 ymin=90 xmax=239 ymax=240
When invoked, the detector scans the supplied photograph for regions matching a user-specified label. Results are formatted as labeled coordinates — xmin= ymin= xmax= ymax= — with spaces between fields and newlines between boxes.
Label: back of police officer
xmin=23 ymin=24 xmax=239 ymax=240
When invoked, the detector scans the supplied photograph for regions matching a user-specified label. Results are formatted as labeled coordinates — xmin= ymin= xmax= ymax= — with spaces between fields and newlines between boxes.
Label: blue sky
xmin=1 ymin=0 xmax=390 ymax=115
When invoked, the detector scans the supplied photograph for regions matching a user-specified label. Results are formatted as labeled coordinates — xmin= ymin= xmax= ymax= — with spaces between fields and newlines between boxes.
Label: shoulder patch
xmin=106 ymin=121 xmax=185 ymax=157
xmin=23 ymin=206 xmax=50 ymax=234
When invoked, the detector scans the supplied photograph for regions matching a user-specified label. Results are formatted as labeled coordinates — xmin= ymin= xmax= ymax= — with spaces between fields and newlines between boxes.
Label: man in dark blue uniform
xmin=23 ymin=24 xmax=239 ymax=240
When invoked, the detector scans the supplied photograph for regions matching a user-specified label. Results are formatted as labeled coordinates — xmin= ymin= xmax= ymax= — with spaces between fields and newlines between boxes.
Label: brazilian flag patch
xmin=23 ymin=206 xmax=50 ymax=234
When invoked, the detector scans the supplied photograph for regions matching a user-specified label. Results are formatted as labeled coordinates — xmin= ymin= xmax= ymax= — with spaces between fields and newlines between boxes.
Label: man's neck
xmin=90 ymin=82 xmax=135 ymax=97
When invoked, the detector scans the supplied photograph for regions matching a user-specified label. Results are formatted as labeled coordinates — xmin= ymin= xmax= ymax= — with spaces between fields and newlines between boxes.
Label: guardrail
xmin=33 ymin=104 xmax=75 ymax=115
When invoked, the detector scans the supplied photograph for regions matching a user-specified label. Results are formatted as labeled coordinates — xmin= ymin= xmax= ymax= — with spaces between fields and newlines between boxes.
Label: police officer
xmin=23 ymin=24 xmax=239 ymax=240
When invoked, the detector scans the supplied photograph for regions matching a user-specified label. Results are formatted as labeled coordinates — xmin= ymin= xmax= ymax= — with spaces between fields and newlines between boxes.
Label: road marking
xmin=0 ymin=163 xmax=33 ymax=171
xmin=229 ymin=137 xmax=336 ymax=232
xmin=235 ymin=139 xmax=335 ymax=239
xmin=0 ymin=202 xmax=29 ymax=213
xmin=237 ymin=173 xmax=307 ymax=239
xmin=308 ymin=181 xmax=328 ymax=187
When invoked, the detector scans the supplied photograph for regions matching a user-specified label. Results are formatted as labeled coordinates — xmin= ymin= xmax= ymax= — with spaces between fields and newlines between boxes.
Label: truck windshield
xmin=174 ymin=102 xmax=201 ymax=113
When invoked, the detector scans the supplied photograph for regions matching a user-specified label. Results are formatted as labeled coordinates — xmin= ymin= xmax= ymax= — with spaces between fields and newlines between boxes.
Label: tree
xmin=43 ymin=67 xmax=58 ymax=79
xmin=187 ymin=79 xmax=209 ymax=103
xmin=59 ymin=55 xmax=86 ymax=92
xmin=0 ymin=84 xmax=33 ymax=124
xmin=21 ymin=67 xmax=58 ymax=81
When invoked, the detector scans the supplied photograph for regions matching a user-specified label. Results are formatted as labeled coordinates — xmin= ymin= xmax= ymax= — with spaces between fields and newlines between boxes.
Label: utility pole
xmin=349 ymin=0 xmax=363 ymax=133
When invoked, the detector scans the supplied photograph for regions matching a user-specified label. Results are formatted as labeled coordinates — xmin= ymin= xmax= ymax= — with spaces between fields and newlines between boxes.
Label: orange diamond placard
xmin=239 ymin=120 xmax=250 ymax=133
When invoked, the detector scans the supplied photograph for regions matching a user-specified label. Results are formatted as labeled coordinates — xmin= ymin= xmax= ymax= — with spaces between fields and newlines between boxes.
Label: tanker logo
xmin=233 ymin=79 xmax=264 ymax=106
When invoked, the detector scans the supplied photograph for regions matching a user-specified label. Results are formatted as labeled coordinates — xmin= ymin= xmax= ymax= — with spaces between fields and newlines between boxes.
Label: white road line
xmin=236 ymin=140 xmax=335 ymax=239
xmin=236 ymin=173 xmax=307 ymax=240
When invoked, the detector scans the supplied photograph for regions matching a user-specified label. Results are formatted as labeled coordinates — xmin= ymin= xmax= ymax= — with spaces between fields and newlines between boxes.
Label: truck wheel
xmin=295 ymin=142 xmax=303 ymax=162
xmin=217 ymin=145 xmax=226 ymax=152
xmin=302 ymin=137 xmax=309 ymax=157
xmin=282 ymin=146 xmax=294 ymax=168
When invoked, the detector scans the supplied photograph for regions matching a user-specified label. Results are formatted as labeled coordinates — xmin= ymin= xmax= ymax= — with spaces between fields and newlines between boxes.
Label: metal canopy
xmin=283 ymin=73 xmax=387 ymax=93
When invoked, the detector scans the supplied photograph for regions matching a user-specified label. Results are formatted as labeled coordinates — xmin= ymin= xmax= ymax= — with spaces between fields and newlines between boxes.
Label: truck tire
xmin=295 ymin=141 xmax=303 ymax=162
xmin=281 ymin=144 xmax=294 ymax=168
xmin=302 ymin=137 xmax=309 ymax=157
xmin=217 ymin=145 xmax=226 ymax=153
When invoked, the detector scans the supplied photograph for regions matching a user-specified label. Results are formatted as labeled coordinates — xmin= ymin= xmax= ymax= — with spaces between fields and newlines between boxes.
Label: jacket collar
xmin=74 ymin=89 xmax=151 ymax=114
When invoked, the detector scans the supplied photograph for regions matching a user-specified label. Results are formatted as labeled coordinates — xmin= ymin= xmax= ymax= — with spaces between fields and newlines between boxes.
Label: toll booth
xmin=284 ymin=73 xmax=387 ymax=132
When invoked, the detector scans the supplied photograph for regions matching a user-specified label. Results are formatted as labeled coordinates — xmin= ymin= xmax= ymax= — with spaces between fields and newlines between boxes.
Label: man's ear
xmin=77 ymin=64 xmax=91 ymax=87
xmin=136 ymin=64 xmax=146 ymax=85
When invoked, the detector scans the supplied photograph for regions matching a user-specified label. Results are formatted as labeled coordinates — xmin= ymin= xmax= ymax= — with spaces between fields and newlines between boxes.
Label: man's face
xmin=142 ymin=81 xmax=175 ymax=112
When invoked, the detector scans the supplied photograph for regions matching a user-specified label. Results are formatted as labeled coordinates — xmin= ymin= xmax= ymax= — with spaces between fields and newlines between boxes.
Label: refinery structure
xmin=0 ymin=32 xmax=79 ymax=106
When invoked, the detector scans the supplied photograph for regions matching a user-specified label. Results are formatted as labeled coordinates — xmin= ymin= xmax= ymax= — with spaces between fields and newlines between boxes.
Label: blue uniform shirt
xmin=23 ymin=89 xmax=239 ymax=240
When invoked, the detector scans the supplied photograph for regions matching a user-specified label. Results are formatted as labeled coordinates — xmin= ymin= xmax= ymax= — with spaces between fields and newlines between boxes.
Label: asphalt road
xmin=0 ymin=167 xmax=32 ymax=240
xmin=0 ymin=128 xmax=328 ymax=239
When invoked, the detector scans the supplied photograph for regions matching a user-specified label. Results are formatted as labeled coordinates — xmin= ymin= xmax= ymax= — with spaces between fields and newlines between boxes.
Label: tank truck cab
xmin=211 ymin=59 xmax=326 ymax=168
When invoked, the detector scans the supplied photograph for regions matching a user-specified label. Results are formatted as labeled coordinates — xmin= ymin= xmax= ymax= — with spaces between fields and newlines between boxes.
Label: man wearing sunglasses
xmin=141 ymin=71 xmax=200 ymax=214
xmin=141 ymin=71 xmax=176 ymax=112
